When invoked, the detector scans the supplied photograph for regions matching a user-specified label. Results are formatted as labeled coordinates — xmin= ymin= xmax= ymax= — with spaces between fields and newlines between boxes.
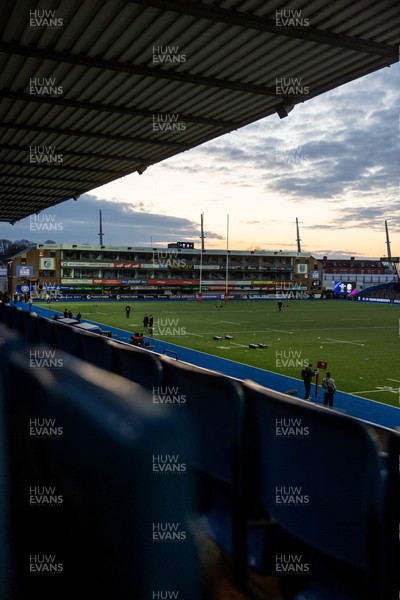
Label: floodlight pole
xmin=385 ymin=220 xmax=394 ymax=274
xmin=296 ymin=217 xmax=301 ymax=253
xmin=198 ymin=213 xmax=204 ymax=301
xmin=225 ymin=214 xmax=229 ymax=300
xmin=98 ymin=210 xmax=104 ymax=246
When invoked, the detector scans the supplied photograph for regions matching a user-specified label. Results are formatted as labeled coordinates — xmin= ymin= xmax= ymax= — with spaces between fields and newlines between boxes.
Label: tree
xmin=0 ymin=239 xmax=33 ymax=259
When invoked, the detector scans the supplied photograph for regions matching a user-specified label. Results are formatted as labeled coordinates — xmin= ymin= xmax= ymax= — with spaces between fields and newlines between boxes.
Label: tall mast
xmin=199 ymin=213 xmax=204 ymax=297
xmin=296 ymin=217 xmax=301 ymax=253
xmin=225 ymin=214 xmax=229 ymax=295
xmin=385 ymin=220 xmax=393 ymax=273
xmin=98 ymin=210 xmax=104 ymax=245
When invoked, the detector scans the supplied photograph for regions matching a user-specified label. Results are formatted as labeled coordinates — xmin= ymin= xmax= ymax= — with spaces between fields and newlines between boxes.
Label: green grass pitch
xmin=41 ymin=300 xmax=400 ymax=408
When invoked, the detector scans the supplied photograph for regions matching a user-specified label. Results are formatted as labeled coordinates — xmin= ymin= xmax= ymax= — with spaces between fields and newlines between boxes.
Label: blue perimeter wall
xmin=29 ymin=302 xmax=400 ymax=431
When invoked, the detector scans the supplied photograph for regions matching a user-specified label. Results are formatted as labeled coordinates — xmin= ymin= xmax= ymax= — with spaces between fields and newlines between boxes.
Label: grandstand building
xmin=8 ymin=243 xmax=323 ymax=299
xmin=320 ymin=255 xmax=398 ymax=295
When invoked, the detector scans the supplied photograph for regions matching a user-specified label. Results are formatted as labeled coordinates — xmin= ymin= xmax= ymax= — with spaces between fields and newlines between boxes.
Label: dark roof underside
xmin=0 ymin=0 xmax=399 ymax=223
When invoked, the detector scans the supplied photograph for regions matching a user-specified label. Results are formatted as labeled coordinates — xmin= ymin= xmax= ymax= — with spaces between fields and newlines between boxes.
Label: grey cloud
xmin=0 ymin=195 xmax=223 ymax=246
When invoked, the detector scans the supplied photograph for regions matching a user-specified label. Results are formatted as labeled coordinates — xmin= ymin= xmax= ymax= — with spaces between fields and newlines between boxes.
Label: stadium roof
xmin=0 ymin=0 xmax=399 ymax=224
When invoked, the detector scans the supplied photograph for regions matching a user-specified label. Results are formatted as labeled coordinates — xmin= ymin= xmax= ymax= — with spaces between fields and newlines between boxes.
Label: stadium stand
xmin=0 ymin=394 xmax=10 ymax=598
xmin=52 ymin=320 xmax=80 ymax=356
xmin=0 ymin=303 xmax=14 ymax=329
xmin=0 ymin=304 xmax=399 ymax=598
xmin=160 ymin=355 xmax=248 ymax=587
xmin=9 ymin=307 xmax=25 ymax=336
xmin=0 ymin=324 xmax=21 ymax=599
xmin=0 ymin=338 xmax=206 ymax=599
xmin=19 ymin=310 xmax=41 ymax=345
xmin=108 ymin=339 xmax=163 ymax=389
xmin=242 ymin=380 xmax=385 ymax=600
xmin=381 ymin=429 xmax=400 ymax=599
xmin=35 ymin=315 xmax=59 ymax=347
xmin=75 ymin=329 xmax=112 ymax=370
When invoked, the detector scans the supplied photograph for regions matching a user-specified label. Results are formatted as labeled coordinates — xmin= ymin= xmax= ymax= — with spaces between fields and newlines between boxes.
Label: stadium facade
xmin=8 ymin=243 xmax=323 ymax=299
xmin=321 ymin=255 xmax=398 ymax=294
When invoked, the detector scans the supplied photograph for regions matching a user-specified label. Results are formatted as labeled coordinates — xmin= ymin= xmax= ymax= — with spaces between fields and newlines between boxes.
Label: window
xmin=39 ymin=270 xmax=56 ymax=277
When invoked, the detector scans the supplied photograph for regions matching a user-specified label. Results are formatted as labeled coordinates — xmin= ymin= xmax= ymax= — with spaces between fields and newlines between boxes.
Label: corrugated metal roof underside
xmin=0 ymin=0 xmax=399 ymax=223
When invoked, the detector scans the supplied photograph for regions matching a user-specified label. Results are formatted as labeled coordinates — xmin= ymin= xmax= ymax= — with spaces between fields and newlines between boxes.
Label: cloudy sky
xmin=3 ymin=61 xmax=399 ymax=259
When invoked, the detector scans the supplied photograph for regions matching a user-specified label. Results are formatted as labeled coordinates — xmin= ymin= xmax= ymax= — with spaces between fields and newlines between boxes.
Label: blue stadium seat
xmin=8 ymin=306 xmax=25 ymax=335
xmin=381 ymin=429 xmax=400 ymax=598
xmin=109 ymin=339 xmax=163 ymax=389
xmin=19 ymin=310 xmax=41 ymax=344
xmin=0 ymin=327 xmax=15 ymax=599
xmin=0 ymin=303 xmax=13 ymax=327
xmin=36 ymin=316 xmax=58 ymax=347
xmin=0 ymin=322 xmax=22 ymax=347
xmin=159 ymin=356 xmax=247 ymax=584
xmin=76 ymin=330 xmax=112 ymax=370
xmin=242 ymin=379 xmax=385 ymax=600
xmin=52 ymin=321 xmax=79 ymax=355
xmin=1 ymin=345 xmax=206 ymax=599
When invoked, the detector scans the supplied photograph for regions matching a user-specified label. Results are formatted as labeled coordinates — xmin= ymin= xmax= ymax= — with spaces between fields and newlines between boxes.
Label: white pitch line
xmin=325 ymin=338 xmax=366 ymax=346
xmin=388 ymin=378 xmax=400 ymax=383
xmin=281 ymin=320 xmax=313 ymax=323
xmin=265 ymin=328 xmax=293 ymax=334
xmin=291 ymin=326 xmax=393 ymax=332
xmin=230 ymin=342 xmax=247 ymax=347
xmin=349 ymin=386 xmax=400 ymax=394
xmin=187 ymin=332 xmax=204 ymax=337
xmin=96 ymin=312 xmax=107 ymax=315
xmin=219 ymin=320 xmax=240 ymax=324
xmin=348 ymin=389 xmax=383 ymax=394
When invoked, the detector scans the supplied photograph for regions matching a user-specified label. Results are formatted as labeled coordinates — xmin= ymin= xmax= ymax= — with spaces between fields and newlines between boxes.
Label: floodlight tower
xmin=198 ymin=213 xmax=205 ymax=301
xmin=98 ymin=210 xmax=104 ymax=246
xmin=200 ymin=213 xmax=205 ymax=251
xmin=296 ymin=217 xmax=301 ymax=253
xmin=385 ymin=220 xmax=394 ymax=274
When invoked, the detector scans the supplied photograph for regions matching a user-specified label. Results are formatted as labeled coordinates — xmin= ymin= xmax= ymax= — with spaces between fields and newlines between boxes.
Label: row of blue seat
xmin=0 ymin=305 xmax=162 ymax=388
xmin=0 ymin=324 xmax=206 ymax=599
xmin=0 ymin=304 xmax=399 ymax=598
xmin=157 ymin=355 xmax=400 ymax=600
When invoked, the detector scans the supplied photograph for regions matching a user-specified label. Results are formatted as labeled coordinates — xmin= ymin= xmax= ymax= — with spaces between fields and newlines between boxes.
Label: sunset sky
xmin=3 ymin=60 xmax=399 ymax=260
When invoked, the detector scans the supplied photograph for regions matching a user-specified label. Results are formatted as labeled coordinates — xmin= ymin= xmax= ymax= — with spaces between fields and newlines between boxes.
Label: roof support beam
xmin=0 ymin=89 xmax=238 ymax=127
xmin=0 ymin=143 xmax=145 ymax=165
xmin=131 ymin=0 xmax=398 ymax=58
xmin=0 ymin=42 xmax=277 ymax=97
xmin=0 ymin=122 xmax=182 ymax=148
xmin=0 ymin=156 xmax=126 ymax=176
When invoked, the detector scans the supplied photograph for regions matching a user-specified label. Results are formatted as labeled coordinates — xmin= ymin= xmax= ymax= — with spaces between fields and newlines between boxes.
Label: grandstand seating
xmin=0 ymin=339 xmax=205 ymax=599
xmin=381 ymin=429 xmax=400 ymax=599
xmin=9 ymin=307 xmax=25 ymax=335
xmin=0 ymin=324 xmax=20 ymax=600
xmin=109 ymin=339 xmax=163 ymax=388
xmin=19 ymin=310 xmax=41 ymax=344
xmin=0 ymin=306 xmax=163 ymax=389
xmin=159 ymin=355 xmax=249 ymax=586
xmin=76 ymin=329 xmax=112 ymax=370
xmin=0 ymin=303 xmax=14 ymax=328
xmin=242 ymin=379 xmax=385 ymax=599
xmin=36 ymin=315 xmax=59 ymax=347
xmin=52 ymin=320 xmax=80 ymax=355
xmin=0 ymin=304 xmax=399 ymax=598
